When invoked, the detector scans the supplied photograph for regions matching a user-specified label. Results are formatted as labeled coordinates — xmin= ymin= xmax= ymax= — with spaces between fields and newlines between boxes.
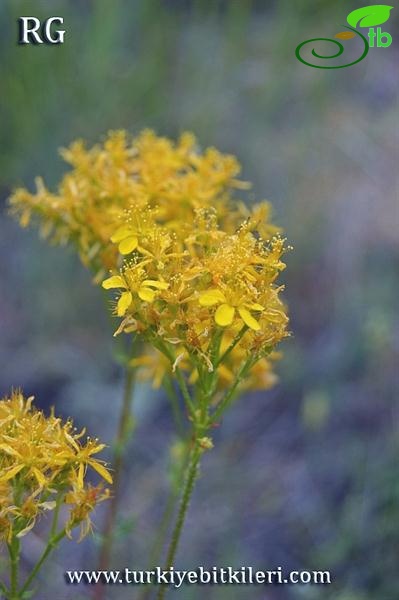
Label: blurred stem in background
xmin=156 ymin=443 xmax=202 ymax=600
xmin=139 ymin=438 xmax=191 ymax=600
xmin=139 ymin=377 xmax=191 ymax=600
xmin=94 ymin=341 xmax=137 ymax=600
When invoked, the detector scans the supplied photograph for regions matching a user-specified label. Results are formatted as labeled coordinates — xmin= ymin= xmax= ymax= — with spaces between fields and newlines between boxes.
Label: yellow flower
xmin=102 ymin=273 xmax=168 ymax=316
xmin=199 ymin=288 xmax=265 ymax=330
xmin=65 ymin=484 xmax=110 ymax=541
xmin=103 ymin=221 xmax=289 ymax=383
xmin=0 ymin=389 xmax=111 ymax=543
xmin=9 ymin=129 xmax=289 ymax=393
xmin=110 ymin=225 xmax=139 ymax=255
xmin=9 ymin=129 xmax=257 ymax=279
xmin=70 ymin=438 xmax=113 ymax=488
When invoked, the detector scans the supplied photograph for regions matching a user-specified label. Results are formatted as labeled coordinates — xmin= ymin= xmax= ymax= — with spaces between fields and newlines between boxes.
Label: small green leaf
xmin=347 ymin=5 xmax=393 ymax=28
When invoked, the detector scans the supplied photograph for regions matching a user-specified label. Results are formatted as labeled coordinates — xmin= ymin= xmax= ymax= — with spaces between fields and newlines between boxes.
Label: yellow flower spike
xmin=0 ymin=390 xmax=111 ymax=545
xmin=237 ymin=307 xmax=261 ymax=331
xmin=215 ymin=304 xmax=235 ymax=327
xmin=9 ymin=130 xmax=283 ymax=288
xmin=199 ymin=289 xmax=226 ymax=307
xmin=18 ymin=129 xmax=288 ymax=383
xmin=117 ymin=291 xmax=133 ymax=316
xmin=119 ymin=235 xmax=138 ymax=255
xmin=102 ymin=275 xmax=126 ymax=290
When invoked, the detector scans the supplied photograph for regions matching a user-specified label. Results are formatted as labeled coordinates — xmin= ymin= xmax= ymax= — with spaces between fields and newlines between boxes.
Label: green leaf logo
xmin=347 ymin=5 xmax=393 ymax=28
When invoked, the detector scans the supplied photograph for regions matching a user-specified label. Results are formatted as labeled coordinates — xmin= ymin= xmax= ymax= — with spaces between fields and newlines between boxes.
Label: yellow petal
xmin=118 ymin=236 xmax=138 ymax=255
xmin=238 ymin=307 xmax=261 ymax=331
xmin=117 ymin=291 xmax=133 ymax=316
xmin=246 ymin=303 xmax=265 ymax=311
xmin=142 ymin=279 xmax=169 ymax=290
xmin=32 ymin=467 xmax=46 ymax=487
xmin=199 ymin=289 xmax=226 ymax=307
xmin=265 ymin=308 xmax=288 ymax=324
xmin=16 ymin=522 xmax=36 ymax=538
xmin=63 ymin=431 xmax=80 ymax=451
xmin=102 ymin=275 xmax=126 ymax=290
xmin=78 ymin=463 xmax=85 ymax=488
xmin=138 ymin=287 xmax=156 ymax=303
xmin=110 ymin=225 xmax=133 ymax=243
xmin=0 ymin=464 xmax=24 ymax=482
xmin=0 ymin=443 xmax=22 ymax=457
xmin=87 ymin=443 xmax=106 ymax=456
xmin=215 ymin=304 xmax=235 ymax=327
xmin=88 ymin=460 xmax=113 ymax=484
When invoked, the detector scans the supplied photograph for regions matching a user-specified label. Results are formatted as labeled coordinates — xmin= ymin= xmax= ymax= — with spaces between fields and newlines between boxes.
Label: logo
xmin=18 ymin=17 xmax=65 ymax=45
xmin=296 ymin=5 xmax=393 ymax=69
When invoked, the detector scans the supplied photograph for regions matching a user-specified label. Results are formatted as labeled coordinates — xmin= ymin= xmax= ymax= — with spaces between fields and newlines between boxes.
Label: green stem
xmin=173 ymin=368 xmax=195 ymax=416
xmin=215 ymin=325 xmax=248 ymax=367
xmin=156 ymin=444 xmax=202 ymax=600
xmin=138 ymin=441 xmax=190 ymax=600
xmin=154 ymin=340 xmax=195 ymax=416
xmin=7 ymin=537 xmax=20 ymax=599
xmin=164 ymin=377 xmax=185 ymax=438
xmin=95 ymin=362 xmax=136 ymax=592
xmin=50 ymin=491 xmax=63 ymax=538
xmin=210 ymin=356 xmax=254 ymax=424
xmin=19 ymin=529 xmax=66 ymax=597
xmin=0 ymin=579 xmax=10 ymax=598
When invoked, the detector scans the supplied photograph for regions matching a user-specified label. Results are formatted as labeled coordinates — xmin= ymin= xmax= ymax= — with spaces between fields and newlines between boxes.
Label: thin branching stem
xmin=156 ymin=444 xmax=202 ymax=600
xmin=153 ymin=340 xmax=195 ymax=416
xmin=95 ymin=357 xmax=136 ymax=598
xmin=215 ymin=325 xmax=248 ymax=367
xmin=138 ymin=440 xmax=190 ymax=600
xmin=19 ymin=529 xmax=66 ymax=597
xmin=0 ymin=579 xmax=9 ymax=597
xmin=210 ymin=356 xmax=254 ymax=424
xmin=164 ymin=376 xmax=185 ymax=438
xmin=7 ymin=537 xmax=20 ymax=600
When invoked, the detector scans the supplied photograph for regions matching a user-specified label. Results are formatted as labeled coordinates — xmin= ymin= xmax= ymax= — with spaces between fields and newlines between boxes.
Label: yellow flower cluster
xmin=103 ymin=210 xmax=289 ymax=393
xmin=9 ymin=130 xmax=278 ymax=281
xmin=0 ymin=390 xmax=111 ymax=543
xmin=9 ymin=130 xmax=288 ymax=392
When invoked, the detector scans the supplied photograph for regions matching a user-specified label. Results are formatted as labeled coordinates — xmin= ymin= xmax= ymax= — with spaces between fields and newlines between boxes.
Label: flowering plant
xmin=9 ymin=130 xmax=277 ymax=279
xmin=9 ymin=130 xmax=290 ymax=599
xmin=0 ymin=390 xmax=111 ymax=599
xmin=101 ymin=199 xmax=289 ymax=600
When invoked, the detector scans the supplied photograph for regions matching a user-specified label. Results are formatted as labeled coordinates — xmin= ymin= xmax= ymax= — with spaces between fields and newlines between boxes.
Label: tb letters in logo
xmin=18 ymin=17 xmax=65 ymax=45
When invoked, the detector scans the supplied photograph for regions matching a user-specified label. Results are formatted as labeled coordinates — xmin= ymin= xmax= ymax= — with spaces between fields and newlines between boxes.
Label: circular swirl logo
xmin=295 ymin=26 xmax=369 ymax=69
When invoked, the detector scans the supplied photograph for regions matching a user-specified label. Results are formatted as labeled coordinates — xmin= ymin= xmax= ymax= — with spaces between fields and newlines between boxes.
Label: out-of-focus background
xmin=0 ymin=1 xmax=398 ymax=599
